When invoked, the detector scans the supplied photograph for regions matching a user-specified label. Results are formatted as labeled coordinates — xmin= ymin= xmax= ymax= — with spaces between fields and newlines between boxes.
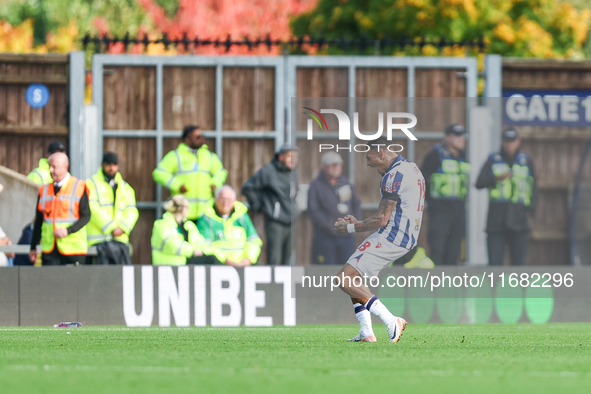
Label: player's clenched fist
xmin=335 ymin=215 xmax=357 ymax=235
xmin=343 ymin=215 xmax=358 ymax=223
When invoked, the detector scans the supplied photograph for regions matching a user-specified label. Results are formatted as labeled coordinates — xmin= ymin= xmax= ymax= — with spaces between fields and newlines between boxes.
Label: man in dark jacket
xmin=308 ymin=152 xmax=361 ymax=265
xmin=476 ymin=129 xmax=538 ymax=265
xmin=242 ymin=144 xmax=299 ymax=265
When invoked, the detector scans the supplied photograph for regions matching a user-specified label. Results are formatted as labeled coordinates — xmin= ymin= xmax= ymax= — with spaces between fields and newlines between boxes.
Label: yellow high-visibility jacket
xmin=151 ymin=212 xmax=211 ymax=266
xmin=153 ymin=143 xmax=227 ymax=220
xmin=197 ymin=202 xmax=262 ymax=264
xmin=86 ymin=169 xmax=139 ymax=246
xmin=27 ymin=158 xmax=52 ymax=185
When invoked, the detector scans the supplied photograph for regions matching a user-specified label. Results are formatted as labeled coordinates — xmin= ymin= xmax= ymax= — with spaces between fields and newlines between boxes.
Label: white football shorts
xmin=345 ymin=232 xmax=411 ymax=278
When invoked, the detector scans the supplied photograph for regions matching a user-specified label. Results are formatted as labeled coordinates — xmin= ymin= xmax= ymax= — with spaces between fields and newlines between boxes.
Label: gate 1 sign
xmin=503 ymin=90 xmax=591 ymax=127
xmin=26 ymin=84 xmax=50 ymax=109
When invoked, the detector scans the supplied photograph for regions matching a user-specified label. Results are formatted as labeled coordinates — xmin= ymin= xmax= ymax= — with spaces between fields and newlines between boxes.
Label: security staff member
xmin=86 ymin=152 xmax=139 ymax=264
xmin=476 ymin=129 xmax=538 ymax=265
xmin=421 ymin=124 xmax=470 ymax=266
xmin=27 ymin=141 xmax=66 ymax=185
xmin=151 ymin=195 xmax=216 ymax=266
xmin=29 ymin=152 xmax=90 ymax=265
xmin=197 ymin=185 xmax=262 ymax=266
xmin=153 ymin=125 xmax=228 ymax=221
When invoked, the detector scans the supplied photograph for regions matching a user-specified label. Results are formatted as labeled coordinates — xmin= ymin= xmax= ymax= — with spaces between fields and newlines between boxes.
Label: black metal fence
xmin=81 ymin=33 xmax=487 ymax=54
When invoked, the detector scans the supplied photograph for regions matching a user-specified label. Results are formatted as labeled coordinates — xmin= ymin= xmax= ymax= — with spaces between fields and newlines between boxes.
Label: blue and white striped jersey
xmin=377 ymin=155 xmax=425 ymax=250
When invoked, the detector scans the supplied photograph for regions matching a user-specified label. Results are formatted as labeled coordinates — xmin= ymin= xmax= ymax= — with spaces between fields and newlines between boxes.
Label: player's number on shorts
xmin=417 ymin=179 xmax=425 ymax=211
xmin=358 ymin=241 xmax=371 ymax=251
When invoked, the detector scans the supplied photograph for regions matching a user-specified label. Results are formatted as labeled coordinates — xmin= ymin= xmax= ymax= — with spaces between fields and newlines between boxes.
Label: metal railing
xmin=81 ymin=33 xmax=487 ymax=54
xmin=0 ymin=245 xmax=98 ymax=255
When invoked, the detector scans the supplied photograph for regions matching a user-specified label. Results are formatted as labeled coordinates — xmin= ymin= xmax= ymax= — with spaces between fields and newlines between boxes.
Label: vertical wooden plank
xmin=5 ymin=64 xmax=19 ymax=126
xmin=222 ymin=139 xmax=274 ymax=195
xmin=355 ymin=68 xmax=407 ymax=97
xmin=103 ymin=67 xmax=156 ymax=130
xmin=296 ymin=67 xmax=349 ymax=97
xmin=162 ymin=67 xmax=216 ymax=131
xmin=18 ymin=64 xmax=31 ymax=128
xmin=103 ymin=137 xmax=156 ymax=201
xmin=53 ymin=86 xmax=67 ymax=127
xmin=30 ymin=63 xmax=45 ymax=127
xmin=0 ymin=63 xmax=6 ymax=127
xmin=415 ymin=69 xmax=466 ymax=98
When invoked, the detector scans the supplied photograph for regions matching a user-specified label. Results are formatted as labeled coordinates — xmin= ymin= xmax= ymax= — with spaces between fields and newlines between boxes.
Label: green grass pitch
xmin=1 ymin=324 xmax=591 ymax=394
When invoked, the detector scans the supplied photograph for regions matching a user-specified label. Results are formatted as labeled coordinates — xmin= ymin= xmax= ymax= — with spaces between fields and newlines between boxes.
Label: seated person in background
xmin=13 ymin=221 xmax=34 ymax=266
xmin=151 ymin=195 xmax=218 ymax=266
xmin=0 ymin=226 xmax=13 ymax=267
xmin=197 ymin=185 xmax=262 ymax=267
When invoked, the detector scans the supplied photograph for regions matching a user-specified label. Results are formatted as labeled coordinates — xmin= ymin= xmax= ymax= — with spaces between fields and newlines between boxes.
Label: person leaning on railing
xmin=151 ymin=195 xmax=219 ymax=266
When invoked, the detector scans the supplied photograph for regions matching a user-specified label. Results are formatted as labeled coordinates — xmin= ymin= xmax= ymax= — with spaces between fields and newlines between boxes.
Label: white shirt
xmin=377 ymin=155 xmax=426 ymax=249
xmin=54 ymin=173 xmax=70 ymax=188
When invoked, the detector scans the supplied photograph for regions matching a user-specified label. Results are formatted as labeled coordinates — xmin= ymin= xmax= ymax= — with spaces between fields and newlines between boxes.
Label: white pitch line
xmin=4 ymin=365 xmax=591 ymax=378
xmin=0 ymin=327 xmax=295 ymax=332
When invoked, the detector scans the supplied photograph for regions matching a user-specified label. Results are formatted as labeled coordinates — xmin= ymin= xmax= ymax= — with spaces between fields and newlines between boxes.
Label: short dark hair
xmin=182 ymin=125 xmax=200 ymax=139
xmin=102 ymin=151 xmax=119 ymax=165
xmin=368 ymin=136 xmax=391 ymax=151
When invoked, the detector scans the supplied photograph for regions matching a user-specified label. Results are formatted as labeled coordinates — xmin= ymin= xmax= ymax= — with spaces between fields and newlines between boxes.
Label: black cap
xmin=277 ymin=143 xmax=299 ymax=155
xmin=48 ymin=141 xmax=65 ymax=153
xmin=444 ymin=124 xmax=465 ymax=135
xmin=102 ymin=152 xmax=119 ymax=164
xmin=502 ymin=129 xmax=519 ymax=141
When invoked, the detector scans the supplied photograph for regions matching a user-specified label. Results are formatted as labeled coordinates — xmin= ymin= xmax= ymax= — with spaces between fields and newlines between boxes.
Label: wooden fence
xmin=0 ymin=54 xmax=69 ymax=177
xmin=3 ymin=53 xmax=588 ymax=267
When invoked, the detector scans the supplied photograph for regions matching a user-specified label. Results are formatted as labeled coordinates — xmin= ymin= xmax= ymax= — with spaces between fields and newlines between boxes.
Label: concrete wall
xmin=0 ymin=165 xmax=39 ymax=243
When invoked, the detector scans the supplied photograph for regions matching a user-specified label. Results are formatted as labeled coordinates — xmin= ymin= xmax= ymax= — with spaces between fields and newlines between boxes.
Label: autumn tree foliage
xmin=0 ymin=0 xmax=317 ymax=55
xmin=137 ymin=0 xmax=317 ymax=54
xmin=291 ymin=0 xmax=591 ymax=58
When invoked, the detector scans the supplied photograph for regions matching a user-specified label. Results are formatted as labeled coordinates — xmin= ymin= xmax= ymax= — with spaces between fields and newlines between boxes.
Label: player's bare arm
xmin=334 ymin=198 xmax=396 ymax=234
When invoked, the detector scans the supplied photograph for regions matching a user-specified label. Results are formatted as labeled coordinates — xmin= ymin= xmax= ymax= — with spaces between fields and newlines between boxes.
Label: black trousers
xmin=187 ymin=255 xmax=221 ymax=265
xmin=42 ymin=250 xmax=86 ymax=266
xmin=264 ymin=218 xmax=291 ymax=265
xmin=427 ymin=209 xmax=466 ymax=266
xmin=310 ymin=232 xmax=356 ymax=265
xmin=487 ymin=230 xmax=530 ymax=266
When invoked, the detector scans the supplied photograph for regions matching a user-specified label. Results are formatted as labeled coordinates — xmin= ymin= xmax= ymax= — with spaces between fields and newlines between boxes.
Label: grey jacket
xmin=241 ymin=155 xmax=299 ymax=225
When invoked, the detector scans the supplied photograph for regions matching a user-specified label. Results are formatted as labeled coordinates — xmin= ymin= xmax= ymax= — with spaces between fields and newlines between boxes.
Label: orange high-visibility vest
xmin=38 ymin=175 xmax=88 ymax=255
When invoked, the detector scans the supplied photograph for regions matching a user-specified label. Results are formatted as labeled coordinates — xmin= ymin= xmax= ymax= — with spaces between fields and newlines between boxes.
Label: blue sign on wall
xmin=503 ymin=89 xmax=591 ymax=127
xmin=25 ymin=84 xmax=50 ymax=109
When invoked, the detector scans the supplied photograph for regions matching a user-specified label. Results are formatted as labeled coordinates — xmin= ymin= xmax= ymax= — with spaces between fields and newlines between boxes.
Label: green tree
xmin=290 ymin=0 xmax=591 ymax=58
xmin=0 ymin=0 xmax=154 ymax=45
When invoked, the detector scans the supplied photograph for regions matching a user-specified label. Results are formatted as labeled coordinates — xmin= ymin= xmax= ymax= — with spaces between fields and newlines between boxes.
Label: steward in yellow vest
xmin=197 ymin=186 xmax=262 ymax=266
xmin=86 ymin=152 xmax=139 ymax=265
xmin=151 ymin=195 xmax=217 ymax=266
xmin=476 ymin=129 xmax=538 ymax=266
xmin=153 ymin=125 xmax=227 ymax=221
xmin=29 ymin=153 xmax=90 ymax=266
xmin=27 ymin=141 xmax=65 ymax=185
xmin=420 ymin=124 xmax=470 ymax=266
